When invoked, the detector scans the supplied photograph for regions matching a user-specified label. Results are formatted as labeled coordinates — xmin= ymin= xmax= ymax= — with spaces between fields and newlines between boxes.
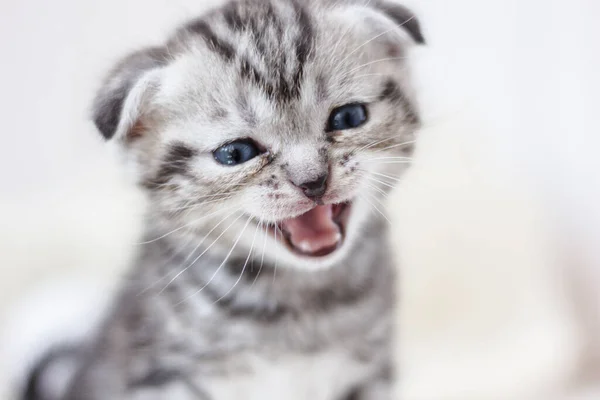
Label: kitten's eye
xmin=213 ymin=139 xmax=260 ymax=166
xmin=326 ymin=104 xmax=368 ymax=132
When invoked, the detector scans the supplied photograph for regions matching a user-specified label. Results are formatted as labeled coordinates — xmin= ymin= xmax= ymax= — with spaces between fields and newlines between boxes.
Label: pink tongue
xmin=281 ymin=205 xmax=341 ymax=255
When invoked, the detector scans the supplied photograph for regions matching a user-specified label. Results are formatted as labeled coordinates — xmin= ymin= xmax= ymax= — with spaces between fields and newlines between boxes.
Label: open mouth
xmin=274 ymin=202 xmax=351 ymax=258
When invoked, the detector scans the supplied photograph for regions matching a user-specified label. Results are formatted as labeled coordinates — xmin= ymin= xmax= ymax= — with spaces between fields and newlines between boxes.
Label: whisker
xmin=373 ymin=140 xmax=418 ymax=153
xmin=159 ymin=209 xmax=244 ymax=294
xmin=176 ymin=216 xmax=253 ymax=306
xmin=354 ymin=73 xmax=387 ymax=80
xmin=213 ymin=217 xmax=262 ymax=304
xmin=273 ymin=223 xmax=284 ymax=285
xmin=251 ymin=221 xmax=269 ymax=288
xmin=158 ymin=196 xmax=235 ymax=215
xmin=169 ymin=196 xmax=196 ymax=217
xmin=358 ymin=137 xmax=415 ymax=153
xmin=363 ymin=175 xmax=396 ymax=189
xmin=362 ymin=160 xmax=413 ymax=165
xmin=365 ymin=189 xmax=392 ymax=209
xmin=325 ymin=15 xmax=356 ymax=63
xmin=357 ymin=95 xmax=387 ymax=102
xmin=342 ymin=57 xmax=407 ymax=78
xmin=340 ymin=13 xmax=414 ymax=65
xmin=145 ymin=189 xmax=247 ymax=217
xmin=136 ymin=205 xmax=239 ymax=245
xmin=180 ymin=198 xmax=236 ymax=220
xmin=361 ymin=179 xmax=389 ymax=197
xmin=369 ymin=171 xmax=403 ymax=182
xmin=136 ymin=233 xmax=197 ymax=295
xmin=339 ymin=25 xmax=402 ymax=65
xmin=359 ymin=193 xmax=392 ymax=225
xmin=364 ymin=156 xmax=413 ymax=162
xmin=190 ymin=191 xmax=247 ymax=200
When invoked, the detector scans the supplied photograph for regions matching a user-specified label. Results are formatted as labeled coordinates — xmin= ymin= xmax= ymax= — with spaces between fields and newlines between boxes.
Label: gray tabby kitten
xmin=26 ymin=0 xmax=424 ymax=399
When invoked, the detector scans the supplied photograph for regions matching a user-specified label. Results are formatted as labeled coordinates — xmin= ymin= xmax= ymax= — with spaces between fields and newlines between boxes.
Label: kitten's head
xmin=94 ymin=0 xmax=424 ymax=270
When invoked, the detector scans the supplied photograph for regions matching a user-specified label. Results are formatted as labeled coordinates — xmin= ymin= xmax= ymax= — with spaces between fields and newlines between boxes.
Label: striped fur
xmin=26 ymin=0 xmax=425 ymax=399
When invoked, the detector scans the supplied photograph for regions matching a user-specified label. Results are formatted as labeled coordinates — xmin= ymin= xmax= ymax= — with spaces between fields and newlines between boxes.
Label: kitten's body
xmin=25 ymin=0 xmax=423 ymax=399
xmin=67 ymin=218 xmax=393 ymax=400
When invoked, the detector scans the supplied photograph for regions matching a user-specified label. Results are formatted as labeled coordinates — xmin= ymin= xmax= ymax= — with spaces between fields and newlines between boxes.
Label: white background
xmin=0 ymin=0 xmax=599 ymax=398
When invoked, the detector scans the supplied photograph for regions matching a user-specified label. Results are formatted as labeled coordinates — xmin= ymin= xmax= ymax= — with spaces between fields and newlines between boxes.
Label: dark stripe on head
xmin=150 ymin=143 xmax=197 ymax=187
xmin=222 ymin=2 xmax=243 ymax=30
xmin=165 ymin=142 xmax=196 ymax=165
xmin=379 ymin=79 xmax=420 ymax=125
xmin=224 ymin=0 xmax=313 ymax=104
xmin=263 ymin=2 xmax=285 ymax=56
xmin=210 ymin=107 xmax=228 ymax=121
xmin=263 ymin=1 xmax=282 ymax=36
xmin=223 ymin=1 xmax=281 ymax=62
xmin=290 ymin=0 xmax=314 ymax=99
xmin=240 ymin=58 xmax=276 ymax=99
xmin=186 ymin=19 xmax=236 ymax=61
xmin=379 ymin=79 xmax=403 ymax=103
xmin=253 ymin=1 xmax=283 ymax=63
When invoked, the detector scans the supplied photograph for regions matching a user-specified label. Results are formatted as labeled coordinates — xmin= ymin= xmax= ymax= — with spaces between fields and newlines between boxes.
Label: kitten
xmin=25 ymin=0 xmax=424 ymax=399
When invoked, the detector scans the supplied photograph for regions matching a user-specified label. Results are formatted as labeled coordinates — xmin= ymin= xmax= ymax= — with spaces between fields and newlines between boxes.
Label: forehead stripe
xmin=186 ymin=19 xmax=236 ymax=61
xmin=290 ymin=0 xmax=314 ymax=99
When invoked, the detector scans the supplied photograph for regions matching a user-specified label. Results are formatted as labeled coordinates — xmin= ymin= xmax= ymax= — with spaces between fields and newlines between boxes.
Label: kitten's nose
xmin=296 ymin=173 xmax=328 ymax=199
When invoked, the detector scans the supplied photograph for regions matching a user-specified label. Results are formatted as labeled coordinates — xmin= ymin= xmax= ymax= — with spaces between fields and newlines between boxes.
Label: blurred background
xmin=0 ymin=0 xmax=599 ymax=399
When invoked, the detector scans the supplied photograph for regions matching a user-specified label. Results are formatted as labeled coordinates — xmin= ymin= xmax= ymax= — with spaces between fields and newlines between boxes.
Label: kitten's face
xmin=96 ymin=0 xmax=423 ymax=270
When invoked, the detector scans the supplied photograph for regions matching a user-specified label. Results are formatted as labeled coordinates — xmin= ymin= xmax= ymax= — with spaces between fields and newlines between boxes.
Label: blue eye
xmin=213 ymin=139 xmax=260 ymax=166
xmin=326 ymin=104 xmax=368 ymax=132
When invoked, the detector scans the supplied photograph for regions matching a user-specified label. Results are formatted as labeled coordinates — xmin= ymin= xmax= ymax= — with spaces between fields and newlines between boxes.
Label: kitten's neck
xmin=134 ymin=214 xmax=394 ymax=318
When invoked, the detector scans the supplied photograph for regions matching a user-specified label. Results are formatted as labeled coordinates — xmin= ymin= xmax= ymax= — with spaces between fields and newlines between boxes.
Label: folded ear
xmin=92 ymin=47 xmax=169 ymax=141
xmin=375 ymin=1 xmax=425 ymax=44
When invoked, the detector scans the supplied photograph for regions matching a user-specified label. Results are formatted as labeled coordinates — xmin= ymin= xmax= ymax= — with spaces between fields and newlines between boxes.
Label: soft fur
xmin=24 ymin=1 xmax=424 ymax=399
